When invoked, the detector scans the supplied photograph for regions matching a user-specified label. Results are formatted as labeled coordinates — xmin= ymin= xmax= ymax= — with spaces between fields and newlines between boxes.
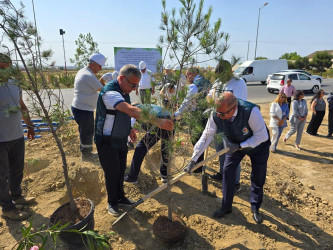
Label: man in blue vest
xmin=124 ymin=104 xmax=172 ymax=184
xmin=174 ymin=67 xmax=211 ymax=172
xmin=94 ymin=64 xmax=174 ymax=217
xmin=184 ymin=92 xmax=270 ymax=224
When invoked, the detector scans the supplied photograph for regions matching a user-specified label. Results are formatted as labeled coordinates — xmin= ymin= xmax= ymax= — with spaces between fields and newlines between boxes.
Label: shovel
xmin=112 ymin=147 xmax=229 ymax=225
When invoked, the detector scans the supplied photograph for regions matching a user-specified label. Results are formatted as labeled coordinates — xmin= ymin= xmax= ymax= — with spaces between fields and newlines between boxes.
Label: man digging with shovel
xmin=184 ymin=92 xmax=270 ymax=224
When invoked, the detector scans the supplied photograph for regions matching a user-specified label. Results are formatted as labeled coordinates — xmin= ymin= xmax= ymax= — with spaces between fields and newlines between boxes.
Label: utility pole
xmin=247 ymin=40 xmax=250 ymax=60
xmin=59 ymin=29 xmax=68 ymax=75
xmin=254 ymin=2 xmax=269 ymax=60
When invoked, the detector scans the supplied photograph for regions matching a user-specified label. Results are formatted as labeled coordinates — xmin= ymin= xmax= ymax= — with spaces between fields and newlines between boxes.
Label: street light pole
xmin=59 ymin=29 xmax=68 ymax=75
xmin=254 ymin=2 xmax=268 ymax=60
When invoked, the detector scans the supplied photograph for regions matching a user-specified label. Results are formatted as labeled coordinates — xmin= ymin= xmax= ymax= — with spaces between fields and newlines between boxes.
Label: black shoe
xmin=118 ymin=197 xmax=135 ymax=207
xmin=213 ymin=207 xmax=232 ymax=218
xmin=234 ymin=183 xmax=241 ymax=194
xmin=209 ymin=173 xmax=222 ymax=181
xmin=81 ymin=152 xmax=98 ymax=161
xmin=252 ymin=209 xmax=263 ymax=224
xmin=108 ymin=204 xmax=120 ymax=217
xmin=160 ymin=175 xmax=167 ymax=183
xmin=124 ymin=175 xmax=138 ymax=185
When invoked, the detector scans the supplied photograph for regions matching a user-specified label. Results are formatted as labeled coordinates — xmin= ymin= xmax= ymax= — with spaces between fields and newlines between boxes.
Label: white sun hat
xmin=89 ymin=53 xmax=106 ymax=67
xmin=139 ymin=61 xmax=147 ymax=70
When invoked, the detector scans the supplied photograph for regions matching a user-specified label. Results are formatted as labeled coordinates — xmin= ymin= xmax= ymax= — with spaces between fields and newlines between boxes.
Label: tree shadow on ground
xmin=111 ymin=204 xmax=213 ymax=250
xmin=132 ymin=175 xmax=333 ymax=249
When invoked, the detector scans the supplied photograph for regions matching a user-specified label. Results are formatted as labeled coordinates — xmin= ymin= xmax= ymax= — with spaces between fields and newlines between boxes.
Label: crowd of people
xmin=1 ymin=52 xmax=332 ymax=226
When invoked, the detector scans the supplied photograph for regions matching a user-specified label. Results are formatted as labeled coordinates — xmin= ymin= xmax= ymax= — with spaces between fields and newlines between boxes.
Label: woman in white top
xmin=269 ymin=93 xmax=289 ymax=152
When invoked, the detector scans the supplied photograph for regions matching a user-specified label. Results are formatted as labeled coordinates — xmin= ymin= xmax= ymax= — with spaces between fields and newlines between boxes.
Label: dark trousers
xmin=96 ymin=139 xmax=128 ymax=206
xmin=71 ymin=106 xmax=94 ymax=153
xmin=0 ymin=137 xmax=25 ymax=211
xmin=306 ymin=110 xmax=325 ymax=135
xmin=215 ymin=138 xmax=241 ymax=184
xmin=329 ymin=109 xmax=333 ymax=135
xmin=129 ymin=128 xmax=171 ymax=180
xmin=222 ymin=139 xmax=270 ymax=211
xmin=139 ymin=89 xmax=151 ymax=104
xmin=287 ymin=97 xmax=292 ymax=111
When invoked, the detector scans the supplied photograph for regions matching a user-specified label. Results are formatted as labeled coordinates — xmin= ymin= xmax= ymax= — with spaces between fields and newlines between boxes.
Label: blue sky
xmin=5 ymin=0 xmax=333 ymax=67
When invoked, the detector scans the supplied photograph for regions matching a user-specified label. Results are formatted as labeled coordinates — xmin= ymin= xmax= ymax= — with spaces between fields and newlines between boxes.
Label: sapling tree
xmin=136 ymin=0 xmax=231 ymax=222
xmin=0 ymin=0 xmax=76 ymax=211
xmin=70 ymin=32 xmax=99 ymax=68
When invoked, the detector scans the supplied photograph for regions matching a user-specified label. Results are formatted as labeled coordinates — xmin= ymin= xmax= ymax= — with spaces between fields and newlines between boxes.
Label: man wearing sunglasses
xmin=184 ymin=92 xmax=270 ymax=224
xmin=207 ymin=60 xmax=247 ymax=191
xmin=94 ymin=64 xmax=174 ymax=217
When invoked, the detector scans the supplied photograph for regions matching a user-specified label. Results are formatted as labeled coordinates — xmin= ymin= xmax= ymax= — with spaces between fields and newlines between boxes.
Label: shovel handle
xmin=140 ymin=147 xmax=229 ymax=203
xmin=112 ymin=147 xmax=229 ymax=226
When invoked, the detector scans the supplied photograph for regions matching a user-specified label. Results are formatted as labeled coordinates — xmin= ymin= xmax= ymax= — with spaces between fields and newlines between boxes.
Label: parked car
xmin=266 ymin=69 xmax=323 ymax=85
xmin=266 ymin=72 xmax=321 ymax=94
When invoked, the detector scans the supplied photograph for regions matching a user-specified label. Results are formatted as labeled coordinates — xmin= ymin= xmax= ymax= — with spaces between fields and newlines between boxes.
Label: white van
xmin=234 ymin=59 xmax=288 ymax=84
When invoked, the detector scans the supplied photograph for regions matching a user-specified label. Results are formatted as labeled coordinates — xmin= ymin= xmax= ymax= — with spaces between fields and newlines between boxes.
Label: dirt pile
xmin=0 ymin=103 xmax=333 ymax=249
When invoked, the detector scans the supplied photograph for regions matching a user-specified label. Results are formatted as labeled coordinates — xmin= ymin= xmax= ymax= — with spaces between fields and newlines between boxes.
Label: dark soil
xmin=153 ymin=213 xmax=187 ymax=246
xmin=50 ymin=198 xmax=91 ymax=226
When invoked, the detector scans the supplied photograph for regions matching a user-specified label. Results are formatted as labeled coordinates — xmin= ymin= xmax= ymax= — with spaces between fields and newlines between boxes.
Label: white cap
xmin=174 ymin=65 xmax=180 ymax=71
xmin=165 ymin=64 xmax=172 ymax=70
xmin=139 ymin=61 xmax=146 ymax=70
xmin=112 ymin=71 xmax=119 ymax=79
xmin=89 ymin=53 xmax=106 ymax=67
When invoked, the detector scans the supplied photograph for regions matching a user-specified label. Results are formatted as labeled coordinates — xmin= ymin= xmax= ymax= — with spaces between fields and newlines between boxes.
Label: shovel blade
xmin=112 ymin=211 xmax=128 ymax=226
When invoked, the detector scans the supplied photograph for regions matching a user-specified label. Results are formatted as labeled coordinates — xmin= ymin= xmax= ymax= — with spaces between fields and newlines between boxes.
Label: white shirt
xmin=139 ymin=69 xmax=153 ymax=89
xmin=102 ymin=91 xmax=126 ymax=135
xmin=191 ymin=107 xmax=268 ymax=161
xmin=178 ymin=74 xmax=187 ymax=89
xmin=208 ymin=78 xmax=247 ymax=100
xmin=174 ymin=84 xmax=198 ymax=117
xmin=101 ymin=72 xmax=113 ymax=83
xmin=71 ymin=67 xmax=103 ymax=111
xmin=269 ymin=102 xmax=283 ymax=127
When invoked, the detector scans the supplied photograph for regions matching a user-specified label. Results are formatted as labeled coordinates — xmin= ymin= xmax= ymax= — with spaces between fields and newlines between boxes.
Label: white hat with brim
xmin=165 ymin=64 xmax=172 ymax=70
xmin=139 ymin=61 xmax=147 ymax=70
xmin=89 ymin=53 xmax=106 ymax=67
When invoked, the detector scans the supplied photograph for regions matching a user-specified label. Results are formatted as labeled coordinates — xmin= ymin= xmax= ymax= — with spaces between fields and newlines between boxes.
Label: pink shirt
xmin=280 ymin=84 xmax=296 ymax=97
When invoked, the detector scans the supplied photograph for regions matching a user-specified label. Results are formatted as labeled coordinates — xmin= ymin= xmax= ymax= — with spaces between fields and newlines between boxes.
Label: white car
xmin=266 ymin=69 xmax=323 ymax=85
xmin=266 ymin=72 xmax=321 ymax=94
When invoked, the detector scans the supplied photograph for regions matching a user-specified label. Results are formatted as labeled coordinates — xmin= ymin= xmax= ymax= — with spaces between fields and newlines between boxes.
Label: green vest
xmin=94 ymin=80 xmax=131 ymax=147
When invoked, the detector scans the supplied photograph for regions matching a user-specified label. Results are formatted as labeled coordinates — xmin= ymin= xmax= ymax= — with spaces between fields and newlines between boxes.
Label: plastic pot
xmin=50 ymin=198 xmax=95 ymax=249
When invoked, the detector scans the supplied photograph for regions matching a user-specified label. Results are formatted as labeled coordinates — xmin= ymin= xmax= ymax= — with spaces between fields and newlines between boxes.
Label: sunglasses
xmin=123 ymin=75 xmax=138 ymax=88
xmin=216 ymin=105 xmax=236 ymax=116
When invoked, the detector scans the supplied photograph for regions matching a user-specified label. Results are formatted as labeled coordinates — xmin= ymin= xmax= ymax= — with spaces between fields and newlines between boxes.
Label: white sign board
xmin=114 ymin=47 xmax=162 ymax=73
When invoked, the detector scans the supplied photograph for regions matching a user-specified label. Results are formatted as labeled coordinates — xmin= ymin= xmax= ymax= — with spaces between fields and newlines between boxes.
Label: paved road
xmin=247 ymin=78 xmax=333 ymax=104
xmin=24 ymin=78 xmax=333 ymax=112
